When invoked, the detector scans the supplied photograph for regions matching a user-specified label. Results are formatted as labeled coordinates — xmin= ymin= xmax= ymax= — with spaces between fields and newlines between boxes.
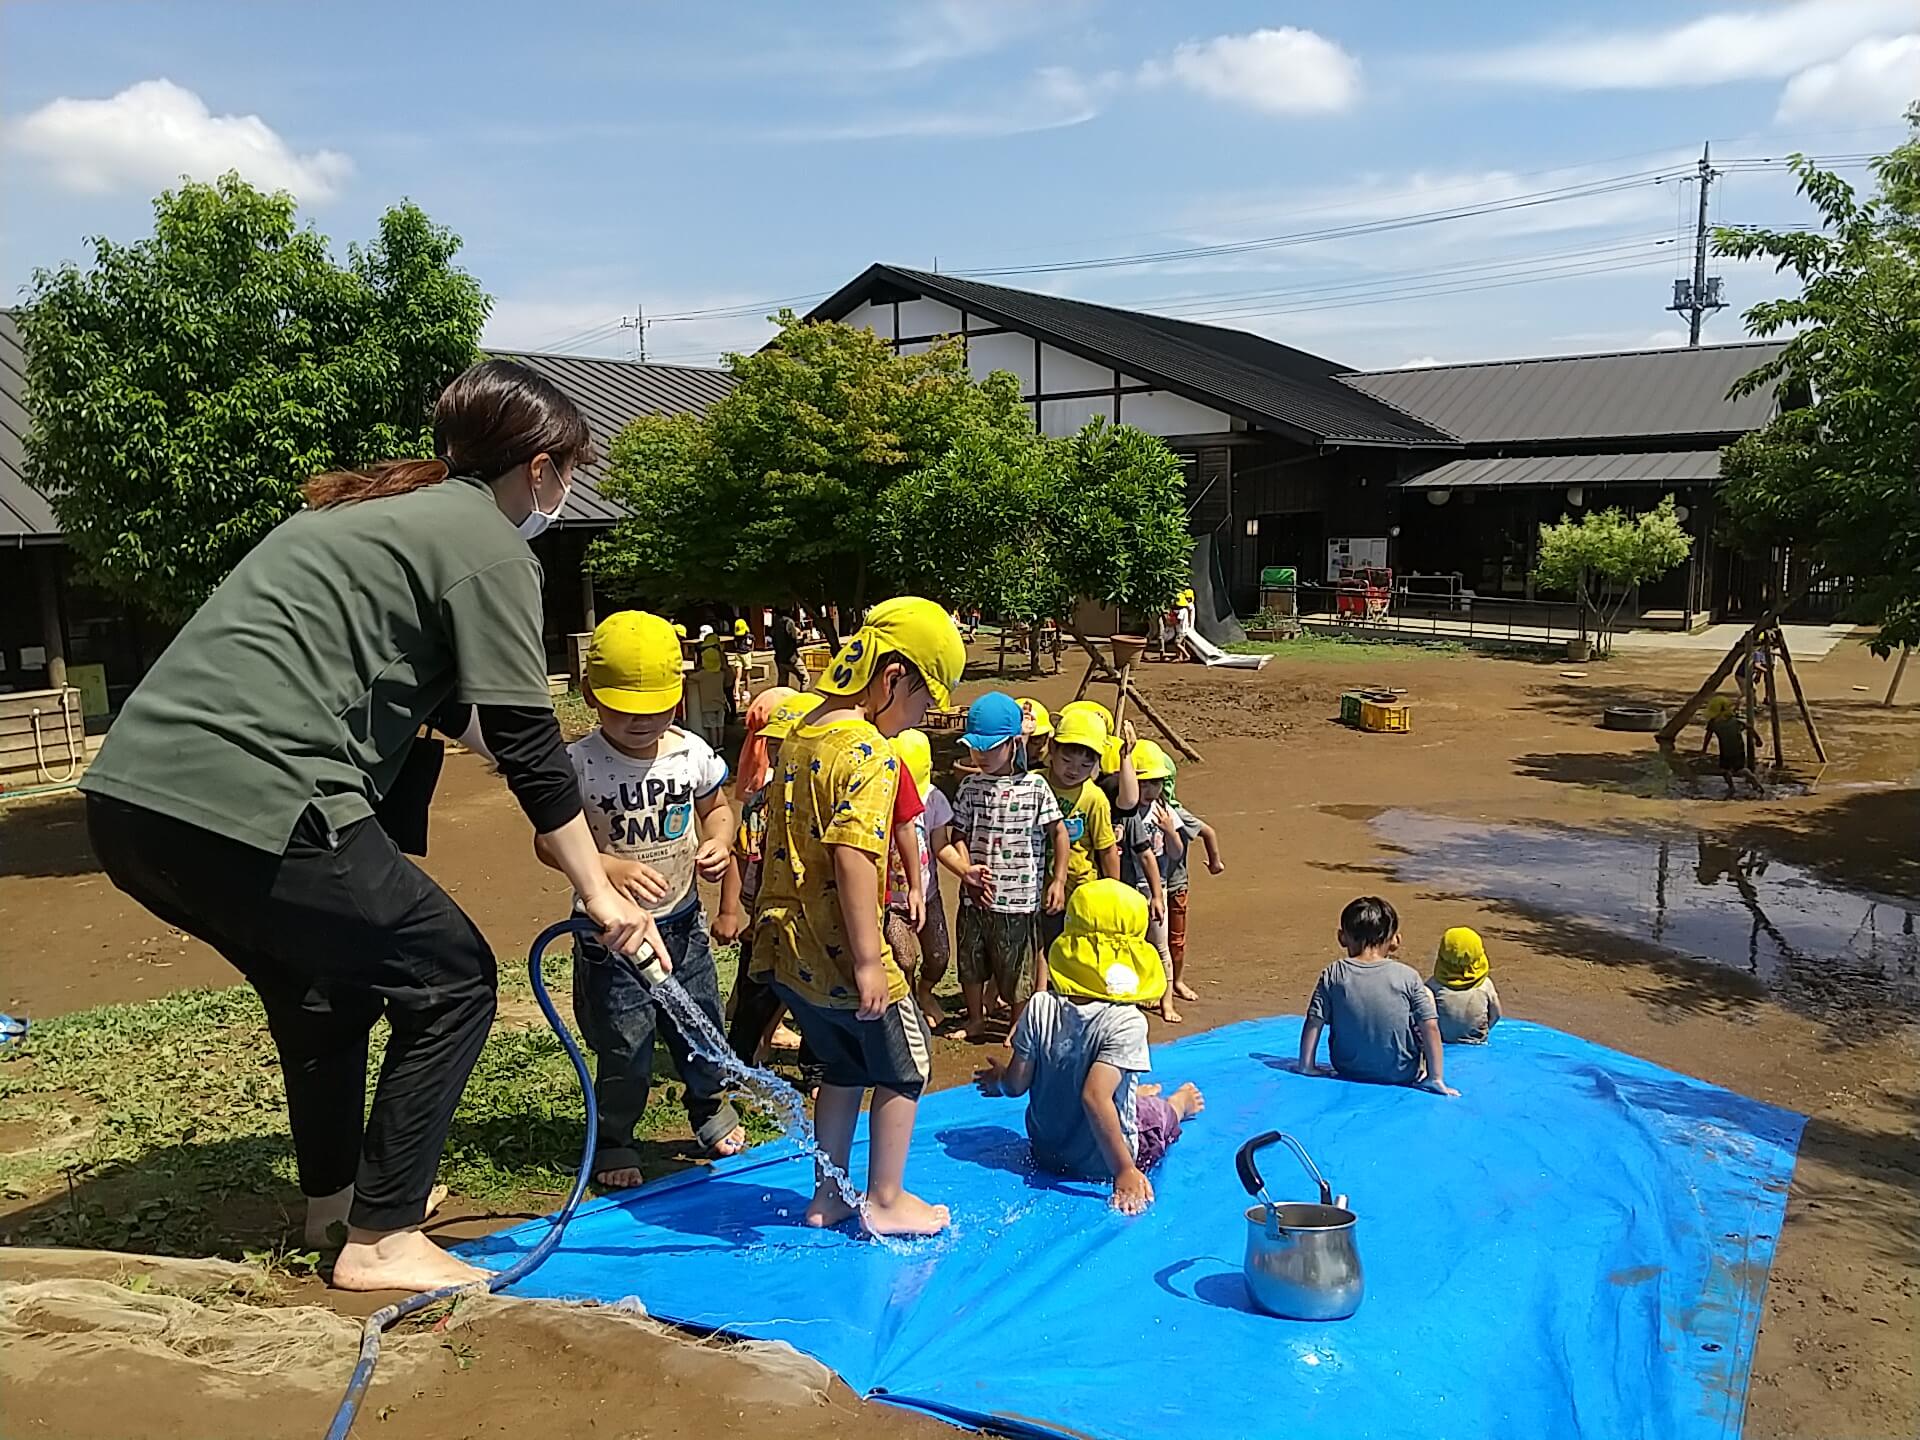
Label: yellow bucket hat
xmin=1048 ymin=880 xmax=1168 ymax=1005
xmin=760 ymin=691 xmax=823 ymax=742
xmin=586 ymin=611 xmax=685 ymax=715
xmin=891 ymin=728 xmax=933 ymax=796
xmin=1017 ymin=698 xmax=1053 ymax=737
xmin=1434 ymin=927 xmax=1490 ymax=989
xmin=1130 ymin=738 xmax=1175 ymax=782
xmin=1052 ymin=707 xmax=1108 ymax=754
xmin=816 ymin=597 xmax=966 ymax=709
xmin=1705 ymin=695 xmax=1737 ymax=721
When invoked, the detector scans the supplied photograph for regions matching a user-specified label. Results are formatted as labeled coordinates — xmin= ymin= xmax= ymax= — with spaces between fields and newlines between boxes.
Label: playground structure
xmin=1656 ymin=613 xmax=1826 ymax=773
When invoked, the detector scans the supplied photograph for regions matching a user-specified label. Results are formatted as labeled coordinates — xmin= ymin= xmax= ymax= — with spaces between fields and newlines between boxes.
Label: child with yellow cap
xmin=1700 ymin=694 xmax=1765 ymax=797
xmin=1427 ymin=927 xmax=1503 ymax=1045
xmin=536 ymin=611 xmax=747 ymax=1189
xmin=1040 ymin=705 xmax=1124 ymax=955
xmin=975 ymin=880 xmax=1204 ymax=1215
xmin=1117 ymin=739 xmax=1187 ymax=1021
xmin=750 ymin=596 xmax=966 ymax=1236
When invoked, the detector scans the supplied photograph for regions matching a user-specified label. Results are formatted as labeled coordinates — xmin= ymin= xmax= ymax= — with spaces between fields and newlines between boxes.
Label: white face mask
xmin=515 ymin=462 xmax=569 ymax=540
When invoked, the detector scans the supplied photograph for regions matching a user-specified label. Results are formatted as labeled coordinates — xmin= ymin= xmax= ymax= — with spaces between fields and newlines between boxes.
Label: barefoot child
xmin=1040 ymin=705 xmax=1123 ymax=952
xmin=750 ymin=597 xmax=966 ymax=1236
xmin=975 ymin=879 xmax=1204 ymax=1215
xmin=1701 ymin=695 xmax=1765 ymax=797
xmin=537 ymin=612 xmax=748 ymax=1188
xmin=889 ymin=728 xmax=954 ymax=1024
xmin=1298 ymin=896 xmax=1458 ymax=1096
xmin=945 ymin=691 xmax=1070 ymax=1040
xmin=1427 ymin=926 xmax=1503 ymax=1045
xmin=1161 ymin=792 xmax=1223 ymax=1018
xmin=1117 ymin=740 xmax=1183 ymax=1021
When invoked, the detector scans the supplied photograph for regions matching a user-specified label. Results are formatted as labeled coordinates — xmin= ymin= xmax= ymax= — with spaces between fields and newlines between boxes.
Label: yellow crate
xmin=1358 ymin=700 xmax=1412 ymax=733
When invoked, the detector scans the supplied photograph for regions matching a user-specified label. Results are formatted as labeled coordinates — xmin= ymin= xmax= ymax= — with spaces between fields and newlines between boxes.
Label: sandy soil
xmin=2 ymin=634 xmax=1916 ymax=1438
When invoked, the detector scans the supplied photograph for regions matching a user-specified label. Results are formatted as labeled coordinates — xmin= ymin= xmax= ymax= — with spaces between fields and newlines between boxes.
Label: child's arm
xmin=1417 ymin=1018 xmax=1458 ymax=1096
xmin=1141 ymin=839 xmax=1167 ymax=921
xmin=533 ymin=832 xmax=672 ymax=908
xmin=1044 ymin=819 xmax=1070 ymax=913
xmin=695 ymin=789 xmax=746 ymax=941
xmin=830 ymin=844 xmax=891 ymax=1020
xmin=1155 ymin=803 xmax=1187 ymax=863
xmin=1114 ymin=721 xmax=1140 ymax=814
xmin=1297 ymin=1018 xmax=1325 ymax=1075
xmin=1097 ymin=843 xmax=1121 ymax=880
xmin=1485 ymin=979 xmax=1503 ymax=1028
xmin=973 ymin=1052 xmax=1035 ymax=1098
xmin=1198 ymin=820 xmax=1224 ymax=874
xmin=893 ymin=818 xmax=925 ymax=929
xmin=1083 ymin=1061 xmax=1153 ymax=1214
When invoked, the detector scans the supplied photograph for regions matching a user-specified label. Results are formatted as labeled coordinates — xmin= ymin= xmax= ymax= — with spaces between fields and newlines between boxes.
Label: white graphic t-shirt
xmin=568 ymin=727 xmax=730 ymax=919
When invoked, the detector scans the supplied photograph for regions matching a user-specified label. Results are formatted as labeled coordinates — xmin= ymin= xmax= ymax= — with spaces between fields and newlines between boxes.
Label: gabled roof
xmin=1391 ymin=450 xmax=1724 ymax=491
xmin=0 ymin=316 xmax=732 ymax=539
xmin=1339 ymin=342 xmax=1786 ymax=447
xmin=807 ymin=264 xmax=1453 ymax=448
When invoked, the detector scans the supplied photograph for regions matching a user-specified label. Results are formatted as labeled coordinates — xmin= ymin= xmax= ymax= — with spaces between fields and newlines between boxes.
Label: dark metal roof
xmin=807 ymin=264 xmax=1453 ymax=447
xmin=1340 ymin=342 xmax=1786 ymax=446
xmin=0 ymin=318 xmax=733 ymax=539
xmin=491 ymin=349 xmax=735 ymax=527
xmin=1392 ymin=450 xmax=1723 ymax=491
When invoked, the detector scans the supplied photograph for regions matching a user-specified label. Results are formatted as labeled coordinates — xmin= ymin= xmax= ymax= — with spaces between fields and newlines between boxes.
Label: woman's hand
xmin=583 ymin=889 xmax=669 ymax=974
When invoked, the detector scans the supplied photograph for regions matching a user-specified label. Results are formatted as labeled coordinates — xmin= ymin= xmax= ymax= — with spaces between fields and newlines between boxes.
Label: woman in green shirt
xmin=81 ymin=360 xmax=661 ymax=1294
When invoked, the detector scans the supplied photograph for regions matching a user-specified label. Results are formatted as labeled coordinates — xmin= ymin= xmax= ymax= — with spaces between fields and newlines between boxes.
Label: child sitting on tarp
xmin=1427 ymin=926 xmax=1502 ymax=1045
xmin=975 ymin=879 xmax=1205 ymax=1215
xmin=1297 ymin=896 xmax=1459 ymax=1096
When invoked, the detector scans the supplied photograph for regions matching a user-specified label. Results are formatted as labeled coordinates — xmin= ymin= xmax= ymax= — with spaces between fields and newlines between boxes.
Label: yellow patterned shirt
xmin=749 ymin=716 xmax=905 ymax=1008
xmin=1047 ymin=777 xmax=1118 ymax=892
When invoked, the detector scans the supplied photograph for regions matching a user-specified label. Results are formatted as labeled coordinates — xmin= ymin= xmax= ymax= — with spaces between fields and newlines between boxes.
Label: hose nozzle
xmin=625 ymin=938 xmax=670 ymax=989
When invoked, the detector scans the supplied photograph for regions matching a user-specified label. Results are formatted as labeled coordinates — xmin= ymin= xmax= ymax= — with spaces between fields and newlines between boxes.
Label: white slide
xmin=1177 ymin=617 xmax=1270 ymax=669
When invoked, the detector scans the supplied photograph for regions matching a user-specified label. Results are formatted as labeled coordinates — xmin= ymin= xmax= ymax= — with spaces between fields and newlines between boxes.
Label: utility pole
xmin=1667 ymin=142 xmax=1725 ymax=346
xmin=618 ymin=303 xmax=647 ymax=361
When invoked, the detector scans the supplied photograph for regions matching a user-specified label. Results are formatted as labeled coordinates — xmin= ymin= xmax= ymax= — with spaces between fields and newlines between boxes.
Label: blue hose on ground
xmin=323 ymin=916 xmax=606 ymax=1440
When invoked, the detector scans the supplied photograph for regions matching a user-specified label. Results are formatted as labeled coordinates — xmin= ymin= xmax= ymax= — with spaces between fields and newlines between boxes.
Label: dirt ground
xmin=3 ymin=633 xmax=1917 ymax=1439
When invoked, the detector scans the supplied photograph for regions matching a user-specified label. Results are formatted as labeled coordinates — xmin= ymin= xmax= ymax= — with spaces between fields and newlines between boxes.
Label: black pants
xmin=774 ymin=656 xmax=807 ymax=691
xmin=86 ymin=795 xmax=496 ymax=1232
xmin=727 ymin=935 xmax=822 ymax=1086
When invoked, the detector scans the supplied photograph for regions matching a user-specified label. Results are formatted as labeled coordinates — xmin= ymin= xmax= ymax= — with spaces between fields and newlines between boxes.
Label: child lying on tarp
xmin=974 ymin=879 xmax=1205 ymax=1215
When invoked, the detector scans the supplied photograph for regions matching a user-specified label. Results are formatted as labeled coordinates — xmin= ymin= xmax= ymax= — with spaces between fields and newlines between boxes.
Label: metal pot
xmin=1235 ymin=1131 xmax=1363 ymax=1321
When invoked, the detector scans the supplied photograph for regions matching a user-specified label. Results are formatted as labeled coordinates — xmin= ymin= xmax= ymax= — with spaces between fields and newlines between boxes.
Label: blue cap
xmin=959 ymin=691 xmax=1024 ymax=750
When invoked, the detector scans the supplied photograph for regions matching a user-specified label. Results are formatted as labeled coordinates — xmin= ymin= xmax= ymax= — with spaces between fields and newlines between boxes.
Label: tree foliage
xmin=1714 ymin=110 xmax=1920 ymax=654
xmin=591 ymin=312 xmax=1033 ymax=609
xmin=1534 ymin=496 xmax=1693 ymax=653
xmin=20 ymin=174 xmax=487 ymax=621
xmin=1050 ymin=418 xmax=1191 ymax=620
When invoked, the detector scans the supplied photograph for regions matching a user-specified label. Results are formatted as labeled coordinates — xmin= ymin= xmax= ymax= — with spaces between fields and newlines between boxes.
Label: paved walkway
xmin=1298 ymin=616 xmax=1867 ymax=659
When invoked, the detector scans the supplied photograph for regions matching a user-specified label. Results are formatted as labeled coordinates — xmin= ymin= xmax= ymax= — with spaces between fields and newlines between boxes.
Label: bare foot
xmin=305 ymin=1182 xmax=447 ymax=1248
xmin=963 ymin=1016 xmax=990 ymax=1042
xmin=804 ymin=1191 xmax=858 ymax=1229
xmin=918 ymin=993 xmax=948 ymax=1027
xmin=1168 ymin=1082 xmax=1205 ymax=1119
xmin=1137 ymin=1083 xmax=1163 ymax=1098
xmin=1173 ymin=981 xmax=1198 ymax=1002
xmin=331 ymin=1228 xmax=489 ymax=1293
xmin=769 ymin=1024 xmax=804 ymax=1052
xmin=709 ymin=1125 xmax=748 ymax=1158
xmin=1158 ymin=1000 xmax=1185 ymax=1024
xmin=862 ymin=1191 xmax=951 ymax=1237
xmin=595 ymin=1166 xmax=645 ymax=1189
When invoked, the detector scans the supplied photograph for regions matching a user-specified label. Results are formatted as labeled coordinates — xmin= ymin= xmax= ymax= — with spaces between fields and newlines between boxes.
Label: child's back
xmin=1427 ymin=925 xmax=1501 ymax=1045
xmin=1014 ymin=991 xmax=1149 ymax=1179
xmin=1307 ymin=953 xmax=1436 ymax=1084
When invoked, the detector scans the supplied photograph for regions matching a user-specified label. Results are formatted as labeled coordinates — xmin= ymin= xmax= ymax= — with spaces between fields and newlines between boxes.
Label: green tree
xmin=21 ymin=174 xmax=486 ymax=621
xmin=1052 ymin=418 xmax=1192 ymax=626
xmin=1533 ymin=496 xmax=1694 ymax=655
xmin=591 ymin=312 xmax=1033 ymax=613
xmin=1714 ymin=111 xmax=1920 ymax=654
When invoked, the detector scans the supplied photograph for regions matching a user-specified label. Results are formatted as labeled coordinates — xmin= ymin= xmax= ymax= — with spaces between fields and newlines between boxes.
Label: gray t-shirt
xmin=1305 ymin=956 xmax=1438 ymax=1084
xmin=1427 ymin=976 xmax=1500 ymax=1045
xmin=1120 ymin=804 xmax=1182 ymax=891
xmin=1161 ymin=806 xmax=1205 ymax=892
xmin=1012 ymin=991 xmax=1152 ymax=1180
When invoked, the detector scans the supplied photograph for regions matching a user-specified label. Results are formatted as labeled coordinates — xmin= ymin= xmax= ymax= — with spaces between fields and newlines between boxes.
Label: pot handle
xmin=1235 ymin=1131 xmax=1334 ymax=1207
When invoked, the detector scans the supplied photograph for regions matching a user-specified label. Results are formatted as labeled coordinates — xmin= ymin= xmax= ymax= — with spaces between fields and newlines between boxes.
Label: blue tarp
xmin=463 ymin=1019 xmax=1802 ymax=1440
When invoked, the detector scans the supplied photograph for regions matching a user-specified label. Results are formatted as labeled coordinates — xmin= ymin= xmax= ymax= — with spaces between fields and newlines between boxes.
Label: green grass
xmin=0 ymin=945 xmax=780 ymax=1258
xmin=553 ymin=688 xmax=596 ymax=741
xmin=1226 ymin=632 xmax=1464 ymax=659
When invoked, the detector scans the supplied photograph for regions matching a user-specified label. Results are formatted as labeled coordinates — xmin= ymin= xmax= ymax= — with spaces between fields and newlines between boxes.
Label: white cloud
xmin=874 ymin=0 xmax=1074 ymax=72
xmin=1776 ymin=33 xmax=1920 ymax=123
xmin=1466 ymin=0 xmax=1920 ymax=89
xmin=6 ymin=79 xmax=351 ymax=200
xmin=1401 ymin=356 xmax=1441 ymax=367
xmin=1140 ymin=27 xmax=1360 ymax=114
xmin=768 ymin=66 xmax=1112 ymax=141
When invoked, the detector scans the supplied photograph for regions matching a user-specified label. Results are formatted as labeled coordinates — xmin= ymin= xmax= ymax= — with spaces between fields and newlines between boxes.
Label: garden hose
xmin=324 ymin=915 xmax=629 ymax=1439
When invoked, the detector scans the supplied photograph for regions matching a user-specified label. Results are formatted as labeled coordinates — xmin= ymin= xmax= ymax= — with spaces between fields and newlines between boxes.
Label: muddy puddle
xmin=1369 ymin=810 xmax=1920 ymax=1017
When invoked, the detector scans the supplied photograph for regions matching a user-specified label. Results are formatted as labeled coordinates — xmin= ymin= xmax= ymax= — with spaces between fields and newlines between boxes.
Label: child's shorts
xmin=956 ymin=905 xmax=1040 ymax=1005
xmin=1135 ymin=1091 xmax=1185 ymax=1171
xmin=773 ymin=985 xmax=933 ymax=1098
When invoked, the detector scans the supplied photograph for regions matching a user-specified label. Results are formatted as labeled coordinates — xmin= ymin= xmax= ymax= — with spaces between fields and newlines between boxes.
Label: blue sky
xmin=3 ymin=1 xmax=1915 ymax=369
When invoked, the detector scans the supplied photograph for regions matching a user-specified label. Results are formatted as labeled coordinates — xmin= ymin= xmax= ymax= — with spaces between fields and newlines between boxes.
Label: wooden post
xmin=1656 ymin=617 xmax=1768 ymax=747
xmin=580 ymin=565 xmax=597 ymax=633
xmin=1762 ymin=630 xmax=1785 ymax=771
xmin=33 ymin=548 xmax=68 ymax=690
xmin=1064 ymin=626 xmax=1204 ymax=762
xmin=1886 ymin=646 xmax=1911 ymax=708
xmin=1770 ymin=627 xmax=1828 ymax=762
xmin=1741 ymin=632 xmax=1758 ymax=765
xmin=1120 ymin=673 xmax=1203 ymax=763
xmin=1113 ymin=663 xmax=1133 ymax=730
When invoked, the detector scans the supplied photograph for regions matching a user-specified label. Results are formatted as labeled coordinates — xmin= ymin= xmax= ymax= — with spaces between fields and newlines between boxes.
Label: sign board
xmin=1259 ymin=566 xmax=1297 ymax=588
xmin=1327 ymin=536 xmax=1389 ymax=582
xmin=69 ymin=663 xmax=110 ymax=717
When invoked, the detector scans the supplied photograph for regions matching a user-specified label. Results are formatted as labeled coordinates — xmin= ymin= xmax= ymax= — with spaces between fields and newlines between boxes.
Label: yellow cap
xmin=1052 ymin=707 xmax=1108 ymax=753
xmin=891 ymin=728 xmax=933 ymax=796
xmin=586 ymin=611 xmax=684 ymax=715
xmin=1130 ymin=738 xmax=1175 ymax=781
xmin=733 ymin=618 xmax=750 ymax=636
xmin=1177 ymin=587 xmax=1195 ymax=607
xmin=816 ymin=596 xmax=966 ymax=709
xmin=673 ymin=623 xmax=688 ymax=639
xmin=1099 ymin=735 xmax=1123 ymax=774
xmin=1705 ymin=695 xmax=1736 ymax=721
xmin=1434 ymin=927 xmax=1490 ymax=989
xmin=760 ymin=691 xmax=822 ymax=742
xmin=1059 ymin=700 xmax=1114 ymax=737
xmin=1017 ymin=698 xmax=1052 ymax=737
xmin=1047 ymin=880 xmax=1167 ymax=1005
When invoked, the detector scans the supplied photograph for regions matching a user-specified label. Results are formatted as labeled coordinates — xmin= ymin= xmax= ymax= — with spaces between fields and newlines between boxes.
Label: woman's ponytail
xmin=303 ymin=458 xmax=451 ymax=509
